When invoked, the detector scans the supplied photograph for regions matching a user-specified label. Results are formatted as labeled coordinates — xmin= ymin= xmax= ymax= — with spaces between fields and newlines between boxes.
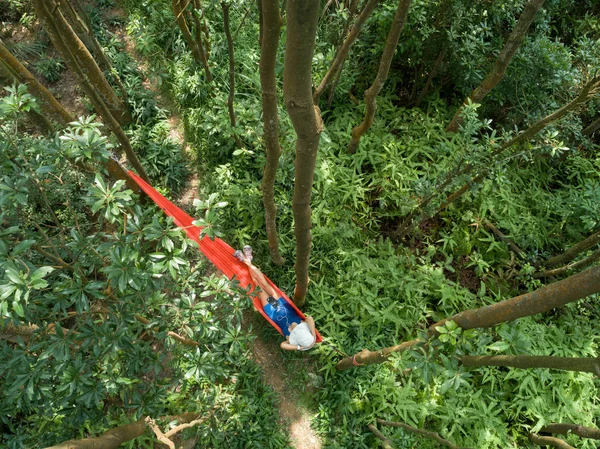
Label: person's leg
xmin=245 ymin=260 xmax=278 ymax=306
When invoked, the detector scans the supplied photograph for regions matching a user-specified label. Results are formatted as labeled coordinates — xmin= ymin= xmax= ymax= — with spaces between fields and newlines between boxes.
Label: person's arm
xmin=280 ymin=341 xmax=301 ymax=351
xmin=304 ymin=316 xmax=316 ymax=339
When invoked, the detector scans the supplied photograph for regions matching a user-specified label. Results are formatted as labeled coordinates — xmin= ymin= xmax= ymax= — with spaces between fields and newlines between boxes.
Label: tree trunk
xmin=336 ymin=264 xmax=600 ymax=370
xmin=460 ymin=355 xmax=600 ymax=375
xmin=545 ymin=229 xmax=600 ymax=268
xmin=528 ymin=433 xmax=575 ymax=449
xmin=57 ymin=0 xmax=129 ymax=102
xmin=0 ymin=41 xmax=74 ymax=125
xmin=583 ymin=116 xmax=600 ymax=136
xmin=348 ymin=0 xmax=412 ymax=153
xmin=541 ymin=424 xmax=600 ymax=440
xmin=259 ymin=0 xmax=285 ymax=265
xmin=172 ymin=0 xmax=212 ymax=82
xmin=31 ymin=0 xmax=149 ymax=182
xmin=32 ymin=0 xmax=130 ymax=125
xmin=284 ymin=0 xmax=322 ymax=306
xmin=222 ymin=2 xmax=236 ymax=128
xmin=312 ymin=0 xmax=381 ymax=105
xmin=431 ymin=75 xmax=600 ymax=216
xmin=446 ymin=0 xmax=545 ymax=132
xmin=534 ymin=247 xmax=600 ymax=279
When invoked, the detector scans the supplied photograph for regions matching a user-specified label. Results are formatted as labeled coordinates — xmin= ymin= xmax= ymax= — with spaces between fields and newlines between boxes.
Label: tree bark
xmin=259 ymin=0 xmax=285 ymax=265
xmin=0 ymin=41 xmax=73 ymax=125
xmin=541 ymin=424 xmax=600 ymax=440
xmin=284 ymin=0 xmax=322 ymax=306
xmin=583 ymin=116 xmax=600 ymax=136
xmin=348 ymin=0 xmax=412 ymax=153
xmin=367 ymin=424 xmax=395 ymax=449
xmin=31 ymin=0 xmax=149 ymax=182
xmin=57 ymin=0 xmax=129 ymax=102
xmin=221 ymin=2 xmax=236 ymax=128
xmin=446 ymin=0 xmax=545 ymax=132
xmin=336 ymin=264 xmax=600 ymax=370
xmin=545 ymin=229 xmax=600 ymax=268
xmin=528 ymin=433 xmax=575 ymax=449
xmin=312 ymin=0 xmax=381 ymax=105
xmin=534 ymin=247 xmax=600 ymax=279
xmin=172 ymin=0 xmax=212 ymax=82
xmin=32 ymin=0 xmax=130 ymax=125
xmin=460 ymin=355 xmax=600 ymax=375
xmin=44 ymin=413 xmax=200 ymax=449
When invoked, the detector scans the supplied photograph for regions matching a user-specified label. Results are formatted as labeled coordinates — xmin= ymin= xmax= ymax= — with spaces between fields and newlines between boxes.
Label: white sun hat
xmin=289 ymin=322 xmax=316 ymax=350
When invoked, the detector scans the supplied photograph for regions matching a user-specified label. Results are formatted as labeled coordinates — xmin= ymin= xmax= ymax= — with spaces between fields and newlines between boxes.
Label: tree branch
xmin=529 ymin=433 xmax=575 ymax=449
xmin=541 ymin=423 xmax=600 ymax=440
xmin=367 ymin=424 xmax=395 ymax=449
xmin=376 ymin=419 xmax=471 ymax=449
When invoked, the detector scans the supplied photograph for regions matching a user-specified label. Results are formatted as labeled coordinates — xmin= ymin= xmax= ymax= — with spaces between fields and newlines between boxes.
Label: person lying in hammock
xmin=234 ymin=245 xmax=316 ymax=351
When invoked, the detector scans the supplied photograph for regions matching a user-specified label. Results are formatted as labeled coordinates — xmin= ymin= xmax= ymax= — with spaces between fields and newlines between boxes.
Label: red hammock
xmin=127 ymin=171 xmax=322 ymax=343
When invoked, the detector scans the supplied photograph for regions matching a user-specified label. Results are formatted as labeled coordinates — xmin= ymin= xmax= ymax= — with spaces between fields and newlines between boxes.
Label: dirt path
xmin=250 ymin=322 xmax=322 ymax=449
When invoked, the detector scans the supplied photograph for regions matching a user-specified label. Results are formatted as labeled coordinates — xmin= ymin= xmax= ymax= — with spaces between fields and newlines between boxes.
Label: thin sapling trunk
xmin=348 ymin=0 xmax=412 ymax=153
xmin=446 ymin=0 xmax=545 ymax=132
xmin=259 ymin=0 xmax=285 ymax=265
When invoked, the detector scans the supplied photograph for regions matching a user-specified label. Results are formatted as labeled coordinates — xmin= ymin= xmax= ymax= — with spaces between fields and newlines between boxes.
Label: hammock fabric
xmin=127 ymin=170 xmax=322 ymax=343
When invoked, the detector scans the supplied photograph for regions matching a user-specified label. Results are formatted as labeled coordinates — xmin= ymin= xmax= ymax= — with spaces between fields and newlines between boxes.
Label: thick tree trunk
xmin=348 ymin=0 xmax=412 ymax=153
xmin=541 ymin=424 xmax=600 ymax=440
xmin=31 ymin=0 xmax=149 ymax=182
xmin=0 ymin=42 xmax=73 ymax=125
xmin=336 ymin=264 xmax=600 ymax=370
xmin=284 ymin=0 xmax=322 ymax=306
xmin=172 ymin=0 xmax=212 ymax=82
xmin=32 ymin=0 xmax=130 ymax=125
xmin=222 ymin=2 xmax=236 ymax=127
xmin=446 ymin=0 xmax=545 ymax=132
xmin=460 ymin=355 xmax=600 ymax=375
xmin=259 ymin=0 xmax=285 ymax=265
xmin=528 ymin=433 xmax=575 ymax=449
xmin=545 ymin=229 xmax=600 ymax=268
xmin=312 ymin=0 xmax=381 ymax=105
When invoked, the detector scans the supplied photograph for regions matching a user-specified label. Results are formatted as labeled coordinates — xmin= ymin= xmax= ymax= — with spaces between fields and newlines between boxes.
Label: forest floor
xmin=112 ymin=8 xmax=323 ymax=448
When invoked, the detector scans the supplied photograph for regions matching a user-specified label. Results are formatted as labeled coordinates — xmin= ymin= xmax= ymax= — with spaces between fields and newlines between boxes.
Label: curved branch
xmin=529 ymin=433 xmax=575 ymax=449
xmin=376 ymin=419 xmax=472 ymax=449
xmin=541 ymin=423 xmax=600 ymax=440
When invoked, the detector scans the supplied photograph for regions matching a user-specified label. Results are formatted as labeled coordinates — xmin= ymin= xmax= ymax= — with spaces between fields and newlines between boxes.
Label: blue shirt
xmin=263 ymin=297 xmax=302 ymax=336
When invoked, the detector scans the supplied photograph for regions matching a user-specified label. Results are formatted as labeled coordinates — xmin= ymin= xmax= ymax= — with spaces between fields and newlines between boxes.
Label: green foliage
xmin=3 ymin=0 xmax=600 ymax=447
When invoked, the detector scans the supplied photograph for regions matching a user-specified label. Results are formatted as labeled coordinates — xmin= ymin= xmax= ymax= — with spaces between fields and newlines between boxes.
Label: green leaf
xmin=0 ymin=284 xmax=17 ymax=300
xmin=13 ymin=240 xmax=36 ymax=255
xmin=488 ymin=341 xmax=511 ymax=351
xmin=12 ymin=300 xmax=24 ymax=317
xmin=31 ymin=266 xmax=54 ymax=281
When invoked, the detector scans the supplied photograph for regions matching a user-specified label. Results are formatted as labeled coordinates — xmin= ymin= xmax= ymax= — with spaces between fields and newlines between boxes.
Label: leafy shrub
xmin=33 ymin=54 xmax=65 ymax=83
